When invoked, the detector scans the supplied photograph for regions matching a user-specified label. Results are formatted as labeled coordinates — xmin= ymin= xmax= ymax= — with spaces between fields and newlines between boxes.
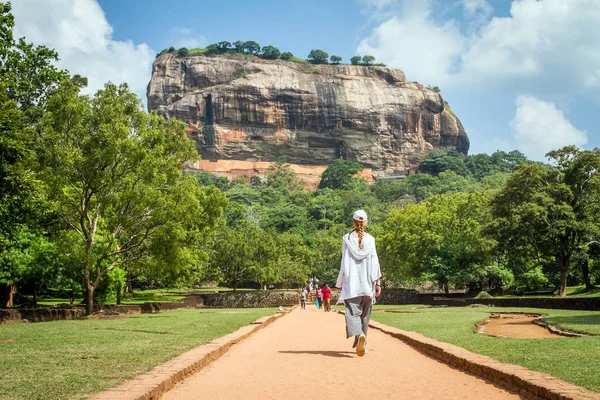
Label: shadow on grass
xmin=279 ymin=350 xmax=355 ymax=358
xmin=543 ymin=314 xmax=600 ymax=334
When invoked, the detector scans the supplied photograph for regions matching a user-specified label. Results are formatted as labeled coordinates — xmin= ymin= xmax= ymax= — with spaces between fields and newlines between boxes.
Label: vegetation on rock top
xmin=156 ymin=40 xmax=386 ymax=66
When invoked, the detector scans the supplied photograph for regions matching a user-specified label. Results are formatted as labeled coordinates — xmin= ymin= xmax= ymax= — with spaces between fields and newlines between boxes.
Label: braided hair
xmin=353 ymin=218 xmax=365 ymax=250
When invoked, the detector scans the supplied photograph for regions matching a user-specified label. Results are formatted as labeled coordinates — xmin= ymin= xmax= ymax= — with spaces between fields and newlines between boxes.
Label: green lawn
xmin=370 ymin=305 xmax=600 ymax=392
xmin=0 ymin=308 xmax=275 ymax=400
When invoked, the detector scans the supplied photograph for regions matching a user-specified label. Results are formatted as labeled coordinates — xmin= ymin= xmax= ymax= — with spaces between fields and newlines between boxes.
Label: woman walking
xmin=316 ymin=286 xmax=323 ymax=309
xmin=336 ymin=210 xmax=382 ymax=357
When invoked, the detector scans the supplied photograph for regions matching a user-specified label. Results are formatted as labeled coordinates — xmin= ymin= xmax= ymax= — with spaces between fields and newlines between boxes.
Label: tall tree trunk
xmin=116 ymin=288 xmax=122 ymax=305
xmin=6 ymin=284 xmax=16 ymax=308
xmin=85 ymin=283 xmax=94 ymax=315
xmin=582 ymin=257 xmax=593 ymax=290
xmin=559 ymin=256 xmax=570 ymax=297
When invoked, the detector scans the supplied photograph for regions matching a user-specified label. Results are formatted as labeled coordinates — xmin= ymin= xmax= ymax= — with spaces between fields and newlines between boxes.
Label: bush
xmin=95 ymin=267 xmax=126 ymax=304
xmin=261 ymin=45 xmax=281 ymax=60
xmin=350 ymin=56 xmax=362 ymax=65
xmin=308 ymin=49 xmax=329 ymax=64
xmin=330 ymin=55 xmax=342 ymax=64
xmin=177 ymin=47 xmax=189 ymax=57
xmin=362 ymin=55 xmax=375 ymax=65
xmin=280 ymin=52 xmax=293 ymax=60
xmin=474 ymin=291 xmax=494 ymax=299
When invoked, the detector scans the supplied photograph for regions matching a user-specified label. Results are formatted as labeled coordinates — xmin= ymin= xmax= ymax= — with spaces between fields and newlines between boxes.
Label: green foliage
xmin=280 ymin=51 xmax=293 ymax=60
xmin=318 ymin=158 xmax=364 ymax=190
xmin=218 ymin=41 xmax=231 ymax=51
xmin=427 ymin=85 xmax=441 ymax=93
xmin=307 ymin=49 xmax=329 ymax=64
xmin=381 ymin=191 xmax=509 ymax=292
xmin=261 ymin=45 xmax=280 ymax=60
xmin=486 ymin=147 xmax=600 ymax=296
xmin=362 ymin=55 xmax=376 ymax=65
xmin=242 ymin=40 xmax=260 ymax=54
xmin=330 ymin=55 xmax=342 ymax=64
xmin=474 ymin=290 xmax=493 ymax=299
xmin=350 ymin=56 xmax=362 ymax=65
xmin=177 ymin=47 xmax=189 ymax=56
xmin=0 ymin=2 xmax=69 ymax=121
xmin=35 ymin=80 xmax=224 ymax=312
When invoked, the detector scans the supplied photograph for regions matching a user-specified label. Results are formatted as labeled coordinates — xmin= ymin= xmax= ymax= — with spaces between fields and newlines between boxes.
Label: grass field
xmin=370 ymin=305 xmax=600 ymax=392
xmin=0 ymin=308 xmax=275 ymax=400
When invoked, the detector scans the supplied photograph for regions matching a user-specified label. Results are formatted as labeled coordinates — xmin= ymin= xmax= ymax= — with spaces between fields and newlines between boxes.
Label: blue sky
xmin=13 ymin=0 xmax=600 ymax=160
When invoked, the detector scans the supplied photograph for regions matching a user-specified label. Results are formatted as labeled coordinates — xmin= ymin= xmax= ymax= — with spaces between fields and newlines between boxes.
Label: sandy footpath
xmin=162 ymin=307 xmax=520 ymax=400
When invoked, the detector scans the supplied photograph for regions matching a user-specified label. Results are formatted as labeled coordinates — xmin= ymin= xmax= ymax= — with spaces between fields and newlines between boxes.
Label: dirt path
xmin=482 ymin=314 xmax=560 ymax=338
xmin=162 ymin=307 xmax=520 ymax=400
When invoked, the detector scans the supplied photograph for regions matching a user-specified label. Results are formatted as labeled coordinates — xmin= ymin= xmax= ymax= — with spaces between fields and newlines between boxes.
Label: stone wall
xmin=376 ymin=288 xmax=421 ymax=305
xmin=202 ymin=291 xmax=299 ymax=308
xmin=3 ymin=290 xmax=599 ymax=324
xmin=0 ymin=294 xmax=206 ymax=324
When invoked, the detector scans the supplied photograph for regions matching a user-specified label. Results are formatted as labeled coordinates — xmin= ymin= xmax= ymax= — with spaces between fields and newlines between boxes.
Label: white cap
xmin=353 ymin=210 xmax=368 ymax=221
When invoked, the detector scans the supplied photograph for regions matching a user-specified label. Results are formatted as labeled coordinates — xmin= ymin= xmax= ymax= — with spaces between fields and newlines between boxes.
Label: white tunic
xmin=335 ymin=232 xmax=382 ymax=303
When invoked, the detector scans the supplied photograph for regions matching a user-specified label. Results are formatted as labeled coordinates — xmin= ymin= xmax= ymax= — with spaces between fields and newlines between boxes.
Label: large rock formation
xmin=147 ymin=53 xmax=469 ymax=181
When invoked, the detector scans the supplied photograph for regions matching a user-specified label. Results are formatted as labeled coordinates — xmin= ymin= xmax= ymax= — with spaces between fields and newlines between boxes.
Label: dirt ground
xmin=162 ymin=307 xmax=520 ymax=400
xmin=481 ymin=314 xmax=560 ymax=339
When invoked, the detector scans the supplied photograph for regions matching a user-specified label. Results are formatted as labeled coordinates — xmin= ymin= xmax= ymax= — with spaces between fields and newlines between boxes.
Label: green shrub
xmin=280 ymin=51 xmax=293 ymax=60
xmin=177 ymin=47 xmax=189 ymax=57
xmin=474 ymin=290 xmax=494 ymax=299
xmin=95 ymin=267 xmax=126 ymax=304
xmin=308 ymin=49 xmax=329 ymax=64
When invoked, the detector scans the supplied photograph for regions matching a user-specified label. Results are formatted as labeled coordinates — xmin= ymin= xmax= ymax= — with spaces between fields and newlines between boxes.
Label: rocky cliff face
xmin=147 ymin=53 xmax=469 ymax=179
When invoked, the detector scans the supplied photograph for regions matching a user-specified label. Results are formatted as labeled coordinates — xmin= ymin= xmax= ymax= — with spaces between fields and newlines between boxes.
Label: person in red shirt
xmin=322 ymin=283 xmax=332 ymax=312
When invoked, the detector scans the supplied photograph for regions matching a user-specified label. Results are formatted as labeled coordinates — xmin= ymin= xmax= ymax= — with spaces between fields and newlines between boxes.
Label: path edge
xmin=89 ymin=307 xmax=296 ymax=400
xmin=336 ymin=310 xmax=600 ymax=400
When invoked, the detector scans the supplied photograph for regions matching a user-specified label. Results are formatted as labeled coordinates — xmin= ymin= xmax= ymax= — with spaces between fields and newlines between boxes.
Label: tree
xmin=419 ymin=150 xmax=468 ymax=177
xmin=350 ymin=56 xmax=362 ymax=65
xmin=330 ymin=55 xmax=342 ymax=64
xmin=204 ymin=43 xmax=220 ymax=55
xmin=233 ymin=40 xmax=244 ymax=53
xmin=177 ymin=47 xmax=189 ymax=56
xmin=242 ymin=41 xmax=261 ymax=54
xmin=486 ymin=147 xmax=600 ymax=297
xmin=261 ymin=45 xmax=281 ymax=60
xmin=318 ymin=159 xmax=364 ymax=190
xmin=208 ymin=225 xmax=273 ymax=290
xmin=217 ymin=41 xmax=231 ymax=52
xmin=0 ymin=5 xmax=69 ymax=306
xmin=362 ymin=55 xmax=376 ymax=65
xmin=167 ymin=46 xmax=176 ymax=53
xmin=0 ymin=2 xmax=69 ymax=121
xmin=427 ymin=85 xmax=441 ymax=93
xmin=307 ymin=49 xmax=329 ymax=64
xmin=280 ymin=52 xmax=293 ymax=61
xmin=265 ymin=162 xmax=305 ymax=192
xmin=35 ymin=81 xmax=223 ymax=314
xmin=381 ymin=191 xmax=502 ymax=292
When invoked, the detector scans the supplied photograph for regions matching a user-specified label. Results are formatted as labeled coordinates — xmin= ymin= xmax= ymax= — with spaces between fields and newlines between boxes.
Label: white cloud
xmin=510 ymin=95 xmax=587 ymax=161
xmin=462 ymin=0 xmax=493 ymax=17
xmin=358 ymin=0 xmax=600 ymax=93
xmin=357 ymin=1 xmax=465 ymax=86
xmin=461 ymin=0 xmax=493 ymax=31
xmin=12 ymin=0 xmax=155 ymax=103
